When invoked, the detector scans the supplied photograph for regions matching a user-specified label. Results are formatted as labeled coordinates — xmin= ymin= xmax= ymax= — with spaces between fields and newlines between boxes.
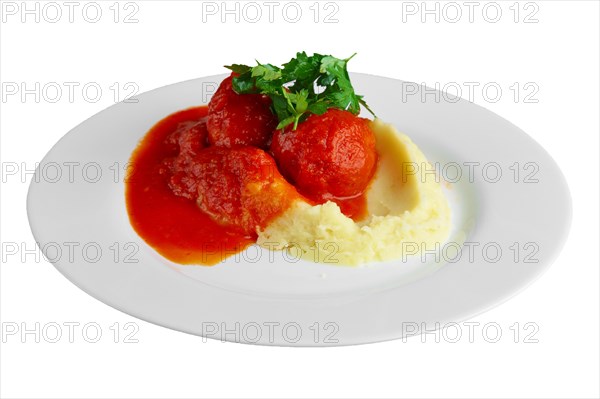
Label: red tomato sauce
xmin=126 ymin=106 xmax=254 ymax=266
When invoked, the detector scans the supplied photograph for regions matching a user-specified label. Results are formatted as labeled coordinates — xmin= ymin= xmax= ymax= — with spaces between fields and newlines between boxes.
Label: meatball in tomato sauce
xmin=207 ymin=74 xmax=277 ymax=149
xmin=171 ymin=146 xmax=300 ymax=237
xmin=271 ymin=108 xmax=377 ymax=202
xmin=163 ymin=118 xmax=208 ymax=157
xmin=161 ymin=118 xmax=210 ymax=199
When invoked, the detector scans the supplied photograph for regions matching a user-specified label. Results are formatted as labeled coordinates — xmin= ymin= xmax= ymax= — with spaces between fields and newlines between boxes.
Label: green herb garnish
xmin=225 ymin=52 xmax=375 ymax=130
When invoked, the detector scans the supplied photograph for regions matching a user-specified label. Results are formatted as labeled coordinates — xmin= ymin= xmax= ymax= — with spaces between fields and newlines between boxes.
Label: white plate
xmin=27 ymin=73 xmax=571 ymax=346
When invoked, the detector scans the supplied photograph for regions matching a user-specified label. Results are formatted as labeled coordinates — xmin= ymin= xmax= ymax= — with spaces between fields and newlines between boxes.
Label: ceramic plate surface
xmin=27 ymin=73 xmax=571 ymax=346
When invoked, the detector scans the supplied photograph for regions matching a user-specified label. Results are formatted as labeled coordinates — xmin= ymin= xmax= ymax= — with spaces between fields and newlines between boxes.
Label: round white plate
xmin=27 ymin=73 xmax=571 ymax=346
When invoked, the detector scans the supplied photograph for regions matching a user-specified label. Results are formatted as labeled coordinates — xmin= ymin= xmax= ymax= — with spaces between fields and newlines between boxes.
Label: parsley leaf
xmin=224 ymin=64 xmax=251 ymax=74
xmin=224 ymin=52 xmax=375 ymax=130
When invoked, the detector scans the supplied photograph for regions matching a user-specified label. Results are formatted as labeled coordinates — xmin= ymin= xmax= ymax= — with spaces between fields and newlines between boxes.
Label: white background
xmin=1 ymin=1 xmax=599 ymax=398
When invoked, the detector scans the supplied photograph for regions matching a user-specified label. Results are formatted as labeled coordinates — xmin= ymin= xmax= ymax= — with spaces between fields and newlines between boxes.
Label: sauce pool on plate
xmin=126 ymin=106 xmax=254 ymax=265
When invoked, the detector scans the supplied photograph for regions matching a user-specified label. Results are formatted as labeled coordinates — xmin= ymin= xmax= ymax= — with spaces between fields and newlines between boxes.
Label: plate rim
xmin=26 ymin=73 xmax=573 ymax=346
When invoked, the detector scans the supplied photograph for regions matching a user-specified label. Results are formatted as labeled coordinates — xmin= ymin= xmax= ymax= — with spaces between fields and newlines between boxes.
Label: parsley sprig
xmin=225 ymin=52 xmax=375 ymax=130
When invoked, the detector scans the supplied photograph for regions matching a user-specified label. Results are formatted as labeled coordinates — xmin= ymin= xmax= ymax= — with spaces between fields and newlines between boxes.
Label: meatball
xmin=207 ymin=74 xmax=277 ymax=149
xmin=171 ymin=147 xmax=300 ymax=236
xmin=164 ymin=118 xmax=208 ymax=157
xmin=162 ymin=118 xmax=209 ymax=195
xmin=270 ymin=108 xmax=377 ymax=201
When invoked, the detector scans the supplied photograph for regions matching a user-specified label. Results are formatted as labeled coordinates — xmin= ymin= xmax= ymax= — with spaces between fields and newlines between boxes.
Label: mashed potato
xmin=256 ymin=119 xmax=451 ymax=266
